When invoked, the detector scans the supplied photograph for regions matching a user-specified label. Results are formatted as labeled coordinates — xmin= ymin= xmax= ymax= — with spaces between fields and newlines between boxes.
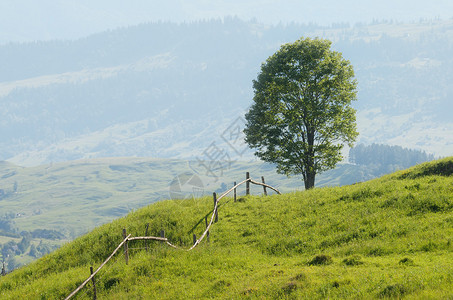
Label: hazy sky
xmin=1 ymin=0 xmax=452 ymax=43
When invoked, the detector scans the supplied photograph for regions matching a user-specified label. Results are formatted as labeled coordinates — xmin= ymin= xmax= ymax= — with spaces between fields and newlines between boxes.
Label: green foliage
xmin=245 ymin=37 xmax=358 ymax=189
xmin=1 ymin=158 xmax=453 ymax=298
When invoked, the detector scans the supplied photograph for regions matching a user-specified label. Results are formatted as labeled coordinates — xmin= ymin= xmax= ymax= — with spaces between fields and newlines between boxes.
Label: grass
xmin=1 ymin=157 xmax=452 ymax=298
xmin=0 ymin=157 xmax=374 ymax=239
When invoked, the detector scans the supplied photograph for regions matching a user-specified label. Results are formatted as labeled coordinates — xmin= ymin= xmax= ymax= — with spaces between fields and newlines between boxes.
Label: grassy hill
xmin=1 ymin=157 xmax=452 ymax=298
xmin=0 ymin=157 xmax=379 ymax=237
xmin=1 ymin=157 xmax=380 ymax=271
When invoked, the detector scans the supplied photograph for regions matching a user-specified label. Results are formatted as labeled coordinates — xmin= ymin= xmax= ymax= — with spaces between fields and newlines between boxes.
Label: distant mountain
xmin=2 ymin=0 xmax=452 ymax=43
xmin=1 ymin=18 xmax=452 ymax=167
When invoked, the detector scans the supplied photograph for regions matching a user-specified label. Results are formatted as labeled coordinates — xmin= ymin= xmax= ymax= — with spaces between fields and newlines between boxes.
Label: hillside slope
xmin=0 ymin=157 xmax=386 ymax=272
xmin=1 ymin=158 xmax=452 ymax=299
xmin=0 ymin=157 xmax=377 ymax=238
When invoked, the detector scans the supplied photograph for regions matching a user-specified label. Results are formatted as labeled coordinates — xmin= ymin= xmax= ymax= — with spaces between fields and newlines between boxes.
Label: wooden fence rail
xmin=189 ymin=176 xmax=280 ymax=250
xmin=64 ymin=234 xmax=132 ymax=300
xmin=65 ymin=174 xmax=280 ymax=299
xmin=127 ymin=236 xmax=168 ymax=242
xmin=249 ymin=178 xmax=281 ymax=195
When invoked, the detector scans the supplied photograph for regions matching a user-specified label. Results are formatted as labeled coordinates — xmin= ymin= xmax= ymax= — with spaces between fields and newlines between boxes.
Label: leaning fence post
xmin=213 ymin=192 xmax=218 ymax=222
xmin=261 ymin=176 xmax=268 ymax=196
xmin=234 ymin=181 xmax=237 ymax=202
xmin=90 ymin=266 xmax=97 ymax=300
xmin=246 ymin=172 xmax=250 ymax=195
xmin=204 ymin=216 xmax=210 ymax=243
xmin=145 ymin=223 xmax=150 ymax=252
xmin=122 ymin=228 xmax=129 ymax=265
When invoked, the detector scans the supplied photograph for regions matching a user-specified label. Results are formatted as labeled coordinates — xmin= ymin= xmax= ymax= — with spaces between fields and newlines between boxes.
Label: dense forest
xmin=349 ymin=143 xmax=435 ymax=175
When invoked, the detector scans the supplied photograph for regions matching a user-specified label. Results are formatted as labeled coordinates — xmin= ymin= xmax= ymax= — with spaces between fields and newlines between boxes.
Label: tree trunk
xmin=304 ymin=127 xmax=316 ymax=190
xmin=304 ymin=171 xmax=316 ymax=190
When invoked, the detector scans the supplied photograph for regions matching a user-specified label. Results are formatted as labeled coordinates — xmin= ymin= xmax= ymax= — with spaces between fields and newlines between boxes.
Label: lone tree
xmin=244 ymin=37 xmax=358 ymax=189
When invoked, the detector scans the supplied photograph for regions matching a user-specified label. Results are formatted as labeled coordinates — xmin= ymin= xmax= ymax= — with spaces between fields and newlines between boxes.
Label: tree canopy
xmin=244 ymin=37 xmax=358 ymax=189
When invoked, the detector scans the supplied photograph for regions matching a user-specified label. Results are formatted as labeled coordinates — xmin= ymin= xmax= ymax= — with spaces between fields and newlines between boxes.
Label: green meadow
xmin=1 ymin=157 xmax=452 ymax=299
xmin=0 ymin=157 xmax=377 ymax=272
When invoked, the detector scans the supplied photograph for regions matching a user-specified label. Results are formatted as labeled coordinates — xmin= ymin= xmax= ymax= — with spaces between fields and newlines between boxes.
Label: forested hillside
xmin=1 ymin=18 xmax=452 ymax=166
xmin=350 ymin=143 xmax=434 ymax=176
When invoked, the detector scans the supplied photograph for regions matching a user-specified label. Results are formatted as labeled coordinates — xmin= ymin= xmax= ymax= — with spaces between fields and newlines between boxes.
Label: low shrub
xmin=308 ymin=254 xmax=333 ymax=266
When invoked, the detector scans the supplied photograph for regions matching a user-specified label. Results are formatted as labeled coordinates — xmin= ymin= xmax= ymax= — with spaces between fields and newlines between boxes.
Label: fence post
xmin=160 ymin=230 xmax=165 ymax=244
xmin=204 ymin=216 xmax=210 ymax=243
xmin=261 ymin=176 xmax=267 ymax=196
xmin=205 ymin=215 xmax=210 ymax=243
xmin=122 ymin=228 xmax=129 ymax=265
xmin=145 ymin=223 xmax=149 ymax=252
xmin=246 ymin=172 xmax=250 ymax=195
xmin=213 ymin=192 xmax=218 ymax=223
xmin=1 ymin=262 xmax=5 ymax=276
xmin=234 ymin=181 xmax=237 ymax=202
xmin=90 ymin=266 xmax=97 ymax=300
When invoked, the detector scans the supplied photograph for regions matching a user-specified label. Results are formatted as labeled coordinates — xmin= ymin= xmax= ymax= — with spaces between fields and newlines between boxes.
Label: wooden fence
xmin=65 ymin=173 xmax=280 ymax=299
